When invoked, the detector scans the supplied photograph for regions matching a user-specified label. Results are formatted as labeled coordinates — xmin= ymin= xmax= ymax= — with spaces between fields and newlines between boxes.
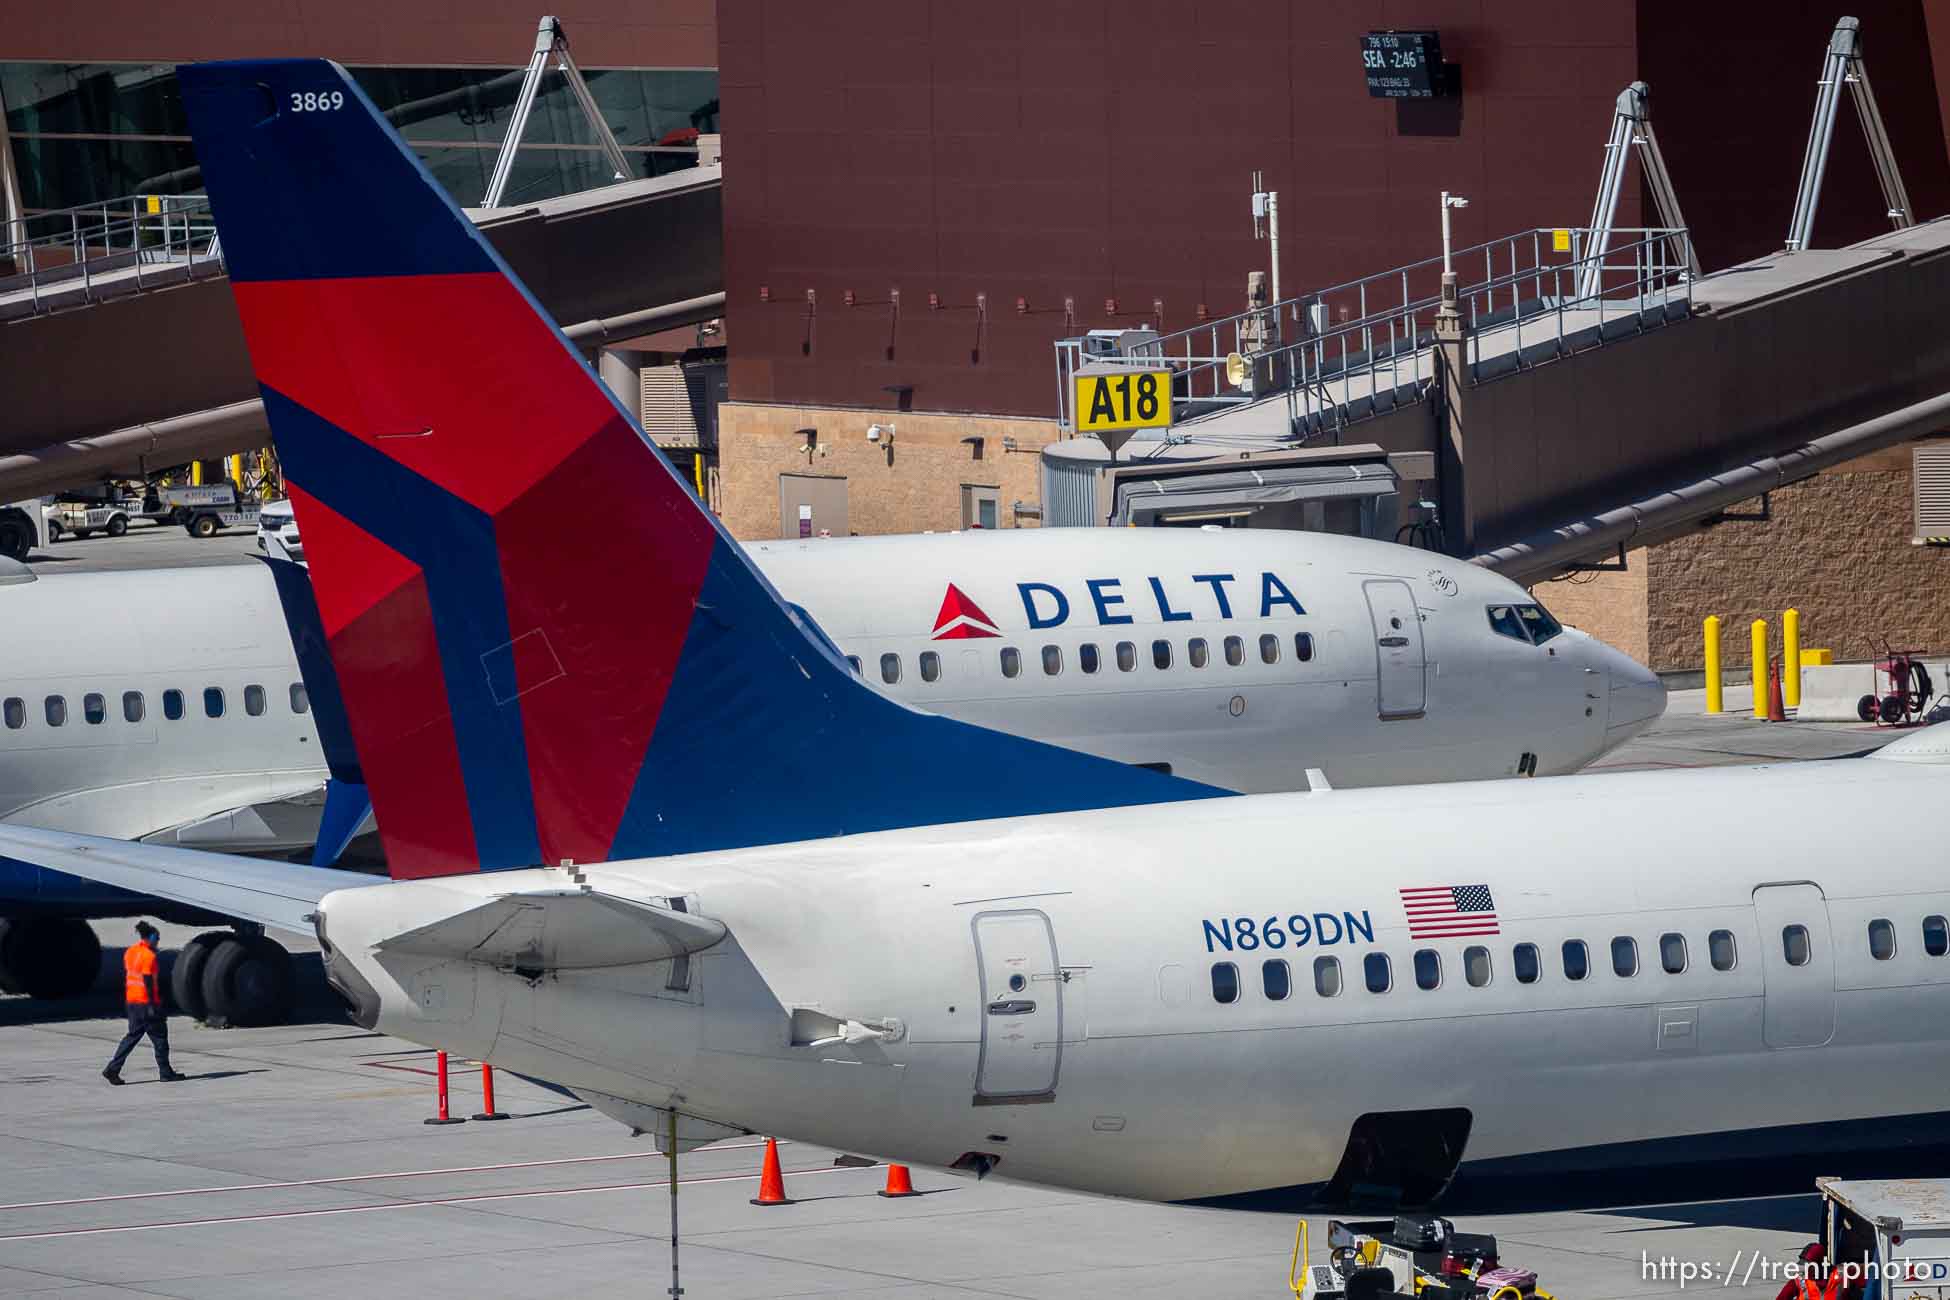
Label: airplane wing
xmin=0 ymin=824 xmax=375 ymax=934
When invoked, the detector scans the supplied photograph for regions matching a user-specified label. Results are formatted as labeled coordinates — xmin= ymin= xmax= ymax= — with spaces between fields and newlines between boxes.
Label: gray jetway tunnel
xmin=0 ymin=166 xmax=722 ymax=498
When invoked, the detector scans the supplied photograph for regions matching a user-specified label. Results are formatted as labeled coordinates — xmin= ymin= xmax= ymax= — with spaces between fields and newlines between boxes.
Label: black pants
xmin=106 ymin=1004 xmax=172 ymax=1075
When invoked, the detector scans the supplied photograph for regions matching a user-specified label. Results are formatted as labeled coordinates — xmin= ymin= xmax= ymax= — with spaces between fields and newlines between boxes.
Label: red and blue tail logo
xmin=180 ymin=59 xmax=1223 ymax=879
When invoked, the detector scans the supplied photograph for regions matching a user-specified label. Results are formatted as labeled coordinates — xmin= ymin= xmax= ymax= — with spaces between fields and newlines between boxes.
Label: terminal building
xmin=4 ymin=1 xmax=1950 ymax=674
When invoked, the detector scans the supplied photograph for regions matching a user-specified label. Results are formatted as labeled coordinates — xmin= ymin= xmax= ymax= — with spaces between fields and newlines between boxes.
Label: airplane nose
xmin=1601 ymin=646 xmax=1667 ymax=745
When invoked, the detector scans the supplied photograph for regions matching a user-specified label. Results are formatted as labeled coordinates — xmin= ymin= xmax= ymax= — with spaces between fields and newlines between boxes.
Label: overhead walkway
xmin=0 ymin=166 xmax=722 ymax=499
xmin=1049 ymin=217 xmax=1950 ymax=582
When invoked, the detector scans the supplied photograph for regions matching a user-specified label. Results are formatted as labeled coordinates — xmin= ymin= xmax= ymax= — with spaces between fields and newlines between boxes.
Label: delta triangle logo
xmin=932 ymin=583 xmax=1001 ymax=639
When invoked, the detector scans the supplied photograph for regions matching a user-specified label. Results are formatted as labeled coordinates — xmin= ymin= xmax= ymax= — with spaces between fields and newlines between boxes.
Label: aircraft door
xmin=1363 ymin=580 xmax=1427 ymax=720
xmin=971 ymin=910 xmax=1062 ymax=1103
xmin=1752 ymin=883 xmax=1836 ymax=1048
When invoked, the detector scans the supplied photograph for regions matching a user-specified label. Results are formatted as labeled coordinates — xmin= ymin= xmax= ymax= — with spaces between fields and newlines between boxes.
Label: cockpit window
xmin=1487 ymin=603 xmax=1563 ymax=645
xmin=1486 ymin=605 xmax=1528 ymax=641
xmin=1516 ymin=603 xmax=1563 ymax=644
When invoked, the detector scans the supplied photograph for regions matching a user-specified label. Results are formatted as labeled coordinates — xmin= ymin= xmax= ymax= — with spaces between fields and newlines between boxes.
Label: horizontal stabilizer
xmin=0 ymin=825 xmax=372 ymax=934
xmin=376 ymin=890 xmax=726 ymax=971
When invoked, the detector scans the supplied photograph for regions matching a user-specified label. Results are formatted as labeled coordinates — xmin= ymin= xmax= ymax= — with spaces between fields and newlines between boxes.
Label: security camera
xmin=866 ymin=423 xmax=894 ymax=444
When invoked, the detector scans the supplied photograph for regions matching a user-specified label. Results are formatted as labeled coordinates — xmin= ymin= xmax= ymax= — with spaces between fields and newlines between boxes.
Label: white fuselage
xmin=0 ymin=532 xmax=1662 ymax=850
xmin=324 ymin=746 xmax=1950 ymax=1203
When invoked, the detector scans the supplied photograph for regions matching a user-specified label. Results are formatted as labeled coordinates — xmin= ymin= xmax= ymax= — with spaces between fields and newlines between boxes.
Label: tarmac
xmin=0 ymin=529 xmax=1920 ymax=1297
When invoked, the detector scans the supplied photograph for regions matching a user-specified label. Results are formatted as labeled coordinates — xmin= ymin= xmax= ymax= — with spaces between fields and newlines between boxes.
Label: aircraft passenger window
xmin=204 ymin=687 xmax=225 ymax=719
xmin=846 ymin=655 xmax=862 ymax=674
xmin=245 ymin=684 xmax=267 ymax=717
xmin=1188 ymin=638 xmax=1208 ymax=668
xmin=1294 ymin=632 xmax=1315 ymax=662
xmin=1116 ymin=642 xmax=1136 ymax=672
xmin=1516 ymin=603 xmax=1563 ymax=645
xmin=1782 ymin=925 xmax=1811 ymax=967
xmin=1000 ymin=647 xmax=1022 ymax=679
xmin=44 ymin=695 xmax=66 ymax=727
xmin=1042 ymin=645 xmax=1063 ymax=676
xmin=2 ymin=697 xmax=22 ymax=730
xmin=289 ymin=683 xmax=309 ymax=714
xmin=123 ymin=691 xmax=144 ymax=723
xmin=1512 ymin=942 xmax=1540 ymax=984
xmin=1611 ymin=936 xmax=1639 ymax=977
xmin=1486 ymin=605 xmax=1529 ymax=642
xmin=1925 ymin=916 xmax=1949 ymax=958
xmin=1224 ymin=636 xmax=1244 ymax=666
xmin=1259 ymin=633 xmax=1280 ymax=665
xmin=1079 ymin=643 xmax=1100 ymax=674
xmin=1562 ymin=939 xmax=1589 ymax=981
xmin=1659 ymin=932 xmax=1688 ymax=974
xmin=1708 ymin=929 xmax=1737 ymax=971
xmin=1463 ymin=946 xmax=1491 ymax=987
xmin=1868 ymin=918 xmax=1896 ymax=961
xmin=1210 ymin=962 xmax=1240 ymax=1005
xmin=1413 ymin=949 xmax=1441 ymax=990
xmin=1363 ymin=952 xmax=1391 ymax=994
xmin=880 ymin=653 xmax=902 ymax=685
xmin=1151 ymin=639 xmax=1172 ymax=670
xmin=1262 ymin=959 xmax=1290 ymax=1001
xmin=919 ymin=651 xmax=941 ymax=683
xmin=83 ymin=693 xmax=106 ymax=725
xmin=1314 ymin=955 xmax=1342 ymax=997
xmin=163 ymin=689 xmax=184 ymax=721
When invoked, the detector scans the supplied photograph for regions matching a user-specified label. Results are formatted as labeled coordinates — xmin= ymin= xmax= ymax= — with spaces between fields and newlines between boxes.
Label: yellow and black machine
xmin=1290 ymin=1216 xmax=1554 ymax=1299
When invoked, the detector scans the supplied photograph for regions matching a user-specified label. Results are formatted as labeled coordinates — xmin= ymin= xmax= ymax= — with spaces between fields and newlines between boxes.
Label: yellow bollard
xmin=1751 ymin=619 xmax=1769 ymax=719
xmin=1703 ymin=616 xmax=1723 ymax=714
xmin=1782 ymin=608 xmax=1801 ymax=710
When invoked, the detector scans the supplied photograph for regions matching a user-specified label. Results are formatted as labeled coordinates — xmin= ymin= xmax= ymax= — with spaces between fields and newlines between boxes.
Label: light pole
xmin=1439 ymin=191 xmax=1470 ymax=281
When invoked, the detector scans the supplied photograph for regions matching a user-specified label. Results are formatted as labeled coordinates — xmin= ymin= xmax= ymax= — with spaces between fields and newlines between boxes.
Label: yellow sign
xmin=1073 ymin=369 xmax=1173 ymax=434
xmin=145 ymin=195 xmax=162 ymax=215
xmin=1551 ymin=228 xmax=1572 ymax=252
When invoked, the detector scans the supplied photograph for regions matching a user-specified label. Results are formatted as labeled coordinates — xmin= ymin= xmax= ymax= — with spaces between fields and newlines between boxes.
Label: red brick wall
xmin=720 ymin=0 xmax=1639 ymax=419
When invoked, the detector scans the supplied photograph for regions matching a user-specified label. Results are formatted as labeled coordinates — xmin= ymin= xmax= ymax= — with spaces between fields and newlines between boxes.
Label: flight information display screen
xmin=1361 ymin=31 xmax=1444 ymax=99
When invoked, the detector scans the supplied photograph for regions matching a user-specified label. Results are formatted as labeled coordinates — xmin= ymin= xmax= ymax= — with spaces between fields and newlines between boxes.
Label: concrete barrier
xmin=1797 ymin=659 xmax=1950 ymax=722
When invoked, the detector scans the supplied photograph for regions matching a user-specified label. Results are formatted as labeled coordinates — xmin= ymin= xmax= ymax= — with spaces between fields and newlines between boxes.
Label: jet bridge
xmin=1044 ymin=17 xmax=1950 ymax=581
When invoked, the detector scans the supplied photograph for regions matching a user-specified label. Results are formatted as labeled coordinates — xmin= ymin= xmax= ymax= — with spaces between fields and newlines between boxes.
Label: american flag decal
xmin=1400 ymin=884 xmax=1500 ymax=938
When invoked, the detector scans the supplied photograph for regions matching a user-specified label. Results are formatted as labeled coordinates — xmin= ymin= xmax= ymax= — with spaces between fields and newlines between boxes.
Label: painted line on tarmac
xmin=0 ymin=1161 xmax=855 ymax=1243
xmin=0 ymin=1140 xmax=780 ymax=1212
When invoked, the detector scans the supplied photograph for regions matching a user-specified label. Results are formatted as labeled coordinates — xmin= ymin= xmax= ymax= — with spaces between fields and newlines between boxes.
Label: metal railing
xmin=1054 ymin=226 xmax=1694 ymax=441
xmin=0 ymin=193 xmax=223 ymax=317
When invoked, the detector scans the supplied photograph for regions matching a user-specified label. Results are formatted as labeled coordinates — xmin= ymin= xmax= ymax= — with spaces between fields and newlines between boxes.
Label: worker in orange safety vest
xmin=103 ymin=922 xmax=186 ymax=1084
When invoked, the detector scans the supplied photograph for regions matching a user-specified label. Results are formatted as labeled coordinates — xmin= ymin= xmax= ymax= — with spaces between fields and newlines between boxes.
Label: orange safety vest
xmin=124 ymin=942 xmax=158 ymax=1005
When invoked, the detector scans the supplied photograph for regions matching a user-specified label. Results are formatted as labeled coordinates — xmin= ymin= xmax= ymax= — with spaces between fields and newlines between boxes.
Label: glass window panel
xmin=1464 ymin=946 xmax=1491 ymax=987
xmin=1295 ymin=632 xmax=1315 ymax=662
xmin=162 ymin=689 xmax=183 ymax=721
xmin=1188 ymin=638 xmax=1207 ymax=668
xmin=1486 ymin=605 xmax=1530 ymax=642
xmin=1611 ymin=936 xmax=1639 ymax=977
xmin=83 ymin=692 xmax=106 ymax=725
xmin=1079 ymin=643 xmax=1100 ymax=674
xmin=1261 ymin=959 xmax=1290 ymax=1001
xmin=122 ymin=690 xmax=144 ymax=723
xmin=1224 ymin=636 xmax=1244 ymax=666
xmin=1 ymin=62 xmax=188 ymax=137
xmin=999 ymin=647 xmax=1021 ymax=679
xmin=244 ymin=684 xmax=266 ymax=716
xmin=1364 ymin=952 xmax=1391 ymax=994
xmin=1782 ymin=925 xmax=1810 ymax=967
xmin=1116 ymin=642 xmax=1136 ymax=672
xmin=3 ymin=697 xmax=23 ymax=729
xmin=1042 ymin=645 xmax=1062 ymax=676
xmin=1660 ymin=933 xmax=1687 ymax=974
xmin=1517 ymin=603 xmax=1563 ymax=644
xmin=1562 ymin=939 xmax=1589 ymax=981
xmin=919 ymin=651 xmax=941 ymax=683
xmin=44 ymin=695 xmax=66 ymax=726
xmin=1259 ymin=633 xmax=1279 ymax=664
xmin=1314 ymin=955 xmax=1342 ymax=997
xmin=203 ymin=687 xmax=224 ymax=718
xmin=1925 ymin=916 xmax=1948 ymax=958
xmin=1210 ymin=962 xmax=1239 ymax=1005
xmin=1868 ymin=919 xmax=1896 ymax=961
xmin=1414 ymin=949 xmax=1441 ymax=990
xmin=879 ymin=653 xmax=901 ymax=684
xmin=1709 ymin=929 xmax=1737 ymax=971
xmin=1151 ymin=639 xmax=1171 ymax=670
xmin=1513 ymin=942 xmax=1540 ymax=984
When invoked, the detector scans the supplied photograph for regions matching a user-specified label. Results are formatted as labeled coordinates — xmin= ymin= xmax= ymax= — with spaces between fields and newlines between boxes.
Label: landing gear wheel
xmin=1858 ymin=694 xmax=1880 ymax=723
xmin=105 ymin=516 xmax=128 ymax=538
xmin=0 ymin=918 xmax=102 ymax=999
xmin=0 ymin=919 xmax=25 ymax=994
xmin=171 ymin=932 xmax=228 ymax=1022
xmin=200 ymin=934 xmax=294 ymax=1027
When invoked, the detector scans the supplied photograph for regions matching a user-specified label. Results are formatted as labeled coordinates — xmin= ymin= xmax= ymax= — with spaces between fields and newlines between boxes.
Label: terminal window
xmin=1 ymin=62 xmax=719 ymax=214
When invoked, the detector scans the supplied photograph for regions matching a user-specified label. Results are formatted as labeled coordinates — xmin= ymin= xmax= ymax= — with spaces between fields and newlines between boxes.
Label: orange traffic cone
xmin=877 ymin=1162 xmax=921 ymax=1199
xmin=1766 ymin=659 xmax=1787 ymax=723
xmin=750 ymin=1137 xmax=793 ymax=1206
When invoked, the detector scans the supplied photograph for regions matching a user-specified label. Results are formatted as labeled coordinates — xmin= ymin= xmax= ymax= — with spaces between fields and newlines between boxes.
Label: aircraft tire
xmin=171 ymin=932 xmax=227 ymax=1021
xmin=200 ymin=934 xmax=294 ymax=1028
xmin=0 ymin=919 xmax=25 ymax=994
xmin=0 ymin=518 xmax=32 ymax=560
xmin=2 ymin=918 xmax=102 ymax=1000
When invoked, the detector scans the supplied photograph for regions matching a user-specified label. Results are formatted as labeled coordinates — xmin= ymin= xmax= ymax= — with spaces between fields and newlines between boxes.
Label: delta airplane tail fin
xmin=180 ymin=59 xmax=1221 ymax=879
xmin=260 ymin=554 xmax=371 ymax=867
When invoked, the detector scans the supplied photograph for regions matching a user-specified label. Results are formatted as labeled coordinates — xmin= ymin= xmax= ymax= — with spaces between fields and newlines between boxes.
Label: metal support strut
xmin=483 ymin=15 xmax=634 ymax=209
xmin=1580 ymin=81 xmax=1697 ymax=301
xmin=1786 ymin=15 xmax=1913 ymax=253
